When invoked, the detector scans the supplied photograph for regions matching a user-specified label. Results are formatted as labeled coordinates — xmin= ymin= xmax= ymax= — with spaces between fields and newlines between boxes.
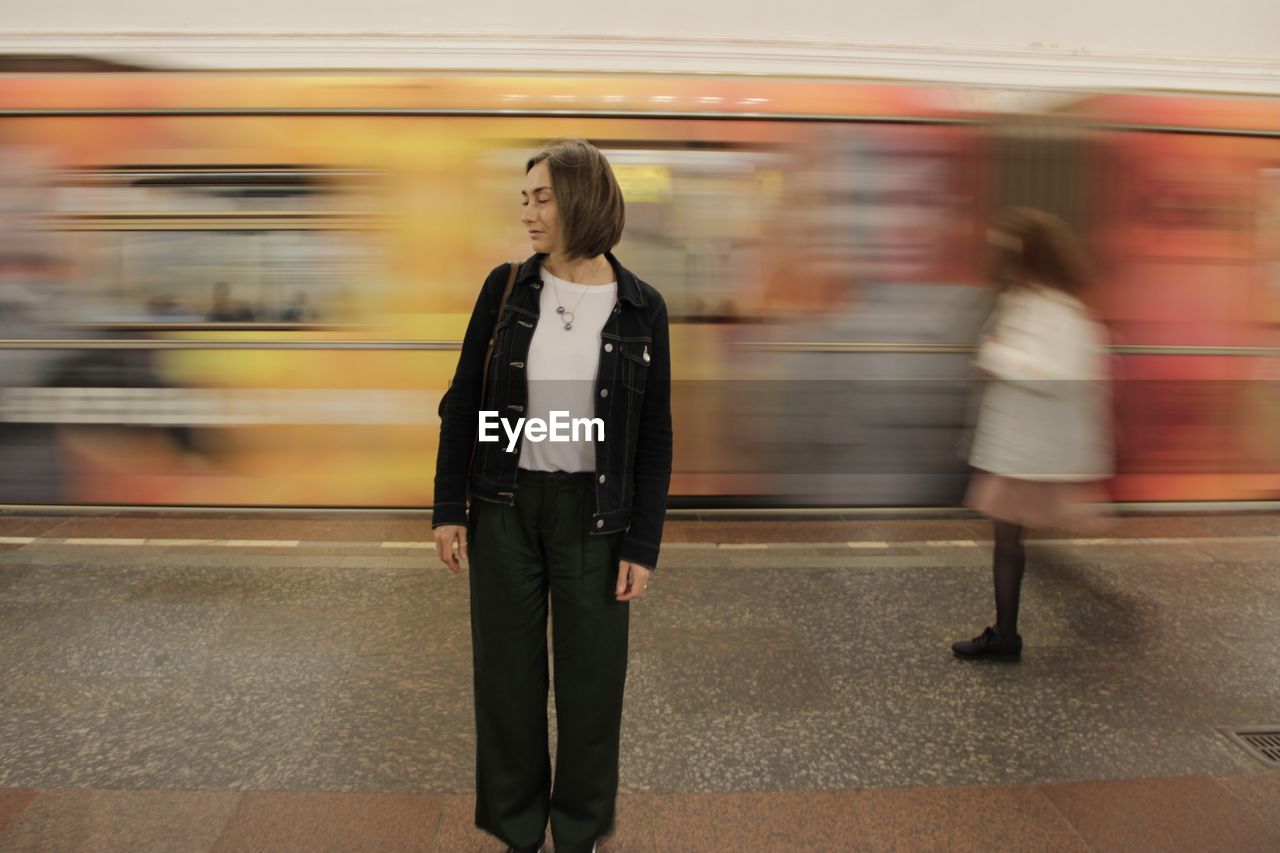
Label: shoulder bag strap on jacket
xmin=479 ymin=261 xmax=519 ymax=408
xmin=464 ymin=261 xmax=520 ymax=497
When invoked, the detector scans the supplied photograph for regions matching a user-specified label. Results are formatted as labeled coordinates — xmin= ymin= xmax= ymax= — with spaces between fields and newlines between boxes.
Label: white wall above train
xmin=1 ymin=1 xmax=1279 ymax=94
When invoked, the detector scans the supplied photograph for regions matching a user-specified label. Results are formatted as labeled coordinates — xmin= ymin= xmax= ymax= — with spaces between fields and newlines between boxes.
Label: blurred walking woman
xmin=953 ymin=208 xmax=1112 ymax=659
xmin=433 ymin=138 xmax=672 ymax=852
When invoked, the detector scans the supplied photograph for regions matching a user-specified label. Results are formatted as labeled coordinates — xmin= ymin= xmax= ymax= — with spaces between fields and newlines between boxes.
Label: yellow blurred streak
xmin=613 ymin=164 xmax=673 ymax=202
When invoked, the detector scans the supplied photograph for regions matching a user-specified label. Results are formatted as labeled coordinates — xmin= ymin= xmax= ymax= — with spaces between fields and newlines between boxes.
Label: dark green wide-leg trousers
xmin=468 ymin=470 xmax=629 ymax=853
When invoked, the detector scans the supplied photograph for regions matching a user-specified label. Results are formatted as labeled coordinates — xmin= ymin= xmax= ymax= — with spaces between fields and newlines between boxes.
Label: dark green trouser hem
xmin=469 ymin=470 xmax=628 ymax=853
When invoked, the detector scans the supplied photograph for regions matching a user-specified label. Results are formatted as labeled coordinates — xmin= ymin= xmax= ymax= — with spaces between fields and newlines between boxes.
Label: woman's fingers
xmin=434 ymin=525 xmax=464 ymax=573
xmin=631 ymin=565 xmax=650 ymax=600
xmin=616 ymin=562 xmax=651 ymax=601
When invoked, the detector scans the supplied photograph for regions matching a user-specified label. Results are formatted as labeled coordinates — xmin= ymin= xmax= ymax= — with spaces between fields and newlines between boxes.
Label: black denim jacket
xmin=433 ymin=252 xmax=673 ymax=570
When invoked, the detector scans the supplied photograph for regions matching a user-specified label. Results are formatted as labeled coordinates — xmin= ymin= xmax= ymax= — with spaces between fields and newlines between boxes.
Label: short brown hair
xmin=989 ymin=207 xmax=1091 ymax=294
xmin=526 ymin=138 xmax=625 ymax=259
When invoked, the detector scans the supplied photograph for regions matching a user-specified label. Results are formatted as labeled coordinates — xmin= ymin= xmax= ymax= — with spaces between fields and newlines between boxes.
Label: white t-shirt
xmin=518 ymin=268 xmax=618 ymax=472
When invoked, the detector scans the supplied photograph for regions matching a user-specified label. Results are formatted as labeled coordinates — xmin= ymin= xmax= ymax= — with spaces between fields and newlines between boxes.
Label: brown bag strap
xmin=454 ymin=261 xmax=521 ymax=511
xmin=479 ymin=261 xmax=519 ymax=408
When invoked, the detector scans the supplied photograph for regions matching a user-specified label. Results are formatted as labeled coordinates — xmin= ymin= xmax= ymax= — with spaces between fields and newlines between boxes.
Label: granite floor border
xmin=2 ymin=771 xmax=1279 ymax=851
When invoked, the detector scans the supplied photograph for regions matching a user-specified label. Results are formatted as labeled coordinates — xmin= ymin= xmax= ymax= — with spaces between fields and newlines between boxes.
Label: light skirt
xmin=966 ymin=471 xmax=1113 ymax=532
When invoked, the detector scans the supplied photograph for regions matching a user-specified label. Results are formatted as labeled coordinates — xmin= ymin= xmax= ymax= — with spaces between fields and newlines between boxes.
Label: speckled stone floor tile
xmin=1039 ymin=774 xmax=1280 ymax=852
xmin=293 ymin=652 xmax=476 ymax=793
xmin=210 ymin=791 xmax=443 ymax=852
xmin=0 ymin=562 xmax=143 ymax=604
xmin=0 ymin=600 xmax=64 ymax=659
xmin=67 ymin=682 xmax=339 ymax=790
xmin=196 ymin=645 xmax=358 ymax=692
xmin=123 ymin=564 xmax=280 ymax=606
xmin=642 ymin=624 xmax=833 ymax=716
xmin=0 ymin=676 xmax=170 ymax=788
xmin=0 ymin=788 xmax=240 ymax=853
xmin=1 ymin=601 xmax=237 ymax=683
xmin=218 ymin=604 xmax=389 ymax=655
xmin=0 ymin=676 xmax=184 ymax=787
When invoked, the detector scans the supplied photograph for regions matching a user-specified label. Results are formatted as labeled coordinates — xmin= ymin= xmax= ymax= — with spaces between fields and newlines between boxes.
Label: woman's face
xmin=985 ymin=227 xmax=1022 ymax=287
xmin=522 ymin=160 xmax=562 ymax=255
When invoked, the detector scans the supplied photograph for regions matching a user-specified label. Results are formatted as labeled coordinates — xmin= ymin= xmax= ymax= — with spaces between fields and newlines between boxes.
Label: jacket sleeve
xmin=619 ymin=296 xmax=673 ymax=570
xmin=432 ymin=266 xmax=506 ymax=528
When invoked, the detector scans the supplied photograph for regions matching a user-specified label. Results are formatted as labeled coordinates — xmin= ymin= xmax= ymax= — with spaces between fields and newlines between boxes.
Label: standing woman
xmin=433 ymin=138 xmax=672 ymax=852
xmin=953 ymin=208 xmax=1112 ymax=659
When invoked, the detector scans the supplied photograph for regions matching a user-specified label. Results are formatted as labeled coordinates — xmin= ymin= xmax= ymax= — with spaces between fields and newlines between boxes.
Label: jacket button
xmin=604 ymin=343 xmax=613 ymax=352
xmin=596 ymin=519 xmax=605 ymax=529
xmin=598 ymin=474 xmax=606 ymax=484
xmin=600 ymin=389 xmax=608 ymax=398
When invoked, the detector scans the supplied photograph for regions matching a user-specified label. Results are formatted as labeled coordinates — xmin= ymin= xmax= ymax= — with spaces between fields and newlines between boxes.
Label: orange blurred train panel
xmin=1080 ymin=95 xmax=1280 ymax=501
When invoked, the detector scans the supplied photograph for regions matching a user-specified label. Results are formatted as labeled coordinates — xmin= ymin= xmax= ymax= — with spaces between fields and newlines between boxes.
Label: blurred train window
xmin=605 ymin=148 xmax=783 ymax=321
xmin=481 ymin=145 xmax=783 ymax=322
xmin=54 ymin=167 xmax=382 ymax=214
xmin=49 ymin=167 xmax=386 ymax=327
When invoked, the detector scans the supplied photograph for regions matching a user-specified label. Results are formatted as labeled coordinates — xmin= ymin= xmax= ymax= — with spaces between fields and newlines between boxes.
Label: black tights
xmin=992 ymin=521 xmax=1026 ymax=637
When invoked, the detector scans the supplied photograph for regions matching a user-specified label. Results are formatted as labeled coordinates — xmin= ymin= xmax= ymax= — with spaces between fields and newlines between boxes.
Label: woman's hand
xmin=434 ymin=524 xmax=468 ymax=573
xmin=615 ymin=561 xmax=651 ymax=602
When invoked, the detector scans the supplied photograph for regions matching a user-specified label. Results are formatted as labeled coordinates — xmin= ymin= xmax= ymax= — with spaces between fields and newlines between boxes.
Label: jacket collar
xmin=515 ymin=252 xmax=645 ymax=308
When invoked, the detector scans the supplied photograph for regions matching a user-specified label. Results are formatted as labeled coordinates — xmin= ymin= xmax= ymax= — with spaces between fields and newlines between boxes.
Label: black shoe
xmin=952 ymin=626 xmax=1022 ymax=659
xmin=504 ymin=842 xmax=544 ymax=853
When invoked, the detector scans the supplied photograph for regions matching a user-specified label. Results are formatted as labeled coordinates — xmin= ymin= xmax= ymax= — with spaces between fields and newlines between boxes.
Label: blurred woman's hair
xmin=987 ymin=207 xmax=1091 ymax=295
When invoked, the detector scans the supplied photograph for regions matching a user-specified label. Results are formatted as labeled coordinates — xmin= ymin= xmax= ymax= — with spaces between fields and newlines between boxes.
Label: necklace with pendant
xmin=548 ymin=259 xmax=604 ymax=331
xmin=551 ymin=278 xmax=589 ymax=330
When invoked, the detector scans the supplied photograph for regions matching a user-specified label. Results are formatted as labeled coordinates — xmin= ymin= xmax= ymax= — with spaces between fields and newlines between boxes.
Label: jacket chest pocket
xmin=620 ymin=342 xmax=651 ymax=394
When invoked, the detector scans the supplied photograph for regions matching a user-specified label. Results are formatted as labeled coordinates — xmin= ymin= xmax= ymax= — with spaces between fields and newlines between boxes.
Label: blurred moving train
xmin=0 ymin=72 xmax=1276 ymax=508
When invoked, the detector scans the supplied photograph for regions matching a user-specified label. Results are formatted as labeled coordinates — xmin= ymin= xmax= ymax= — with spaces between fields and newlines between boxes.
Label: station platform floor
xmin=1 ymin=508 xmax=1278 ymax=851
